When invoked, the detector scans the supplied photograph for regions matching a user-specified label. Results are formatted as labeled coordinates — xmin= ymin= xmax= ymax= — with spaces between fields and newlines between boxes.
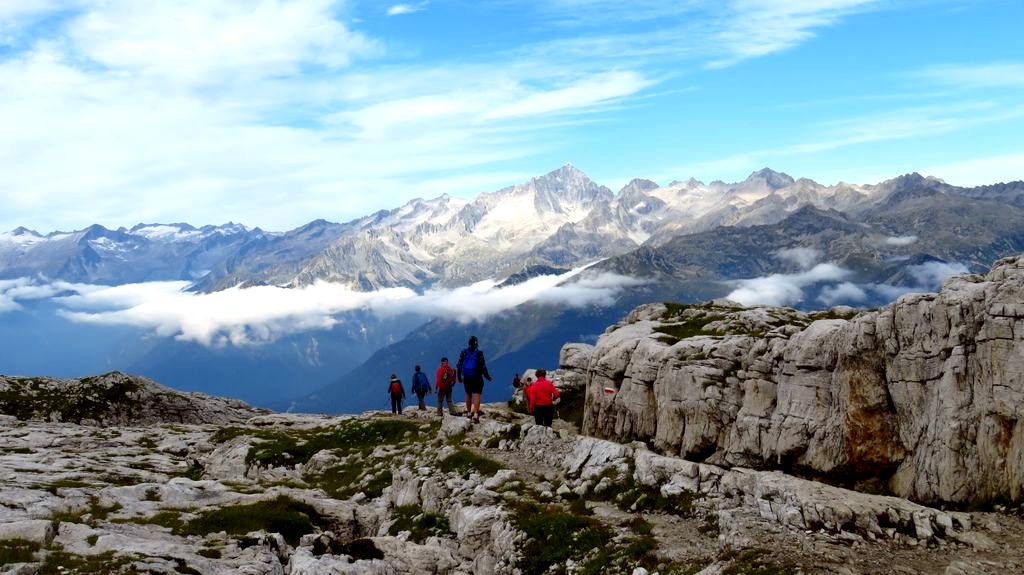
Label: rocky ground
xmin=2 ymin=403 xmax=1023 ymax=575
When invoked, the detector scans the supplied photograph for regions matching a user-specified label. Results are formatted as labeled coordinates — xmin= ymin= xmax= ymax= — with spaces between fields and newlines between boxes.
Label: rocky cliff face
xmin=0 ymin=371 xmax=267 ymax=426
xmin=574 ymin=255 xmax=1024 ymax=505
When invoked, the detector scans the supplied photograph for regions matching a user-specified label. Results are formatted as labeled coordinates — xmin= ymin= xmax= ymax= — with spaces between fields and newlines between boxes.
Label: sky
xmin=1 ymin=0 xmax=1022 ymax=234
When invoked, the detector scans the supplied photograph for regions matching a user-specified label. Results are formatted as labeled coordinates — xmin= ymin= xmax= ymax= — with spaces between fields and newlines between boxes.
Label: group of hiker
xmin=387 ymin=335 xmax=560 ymax=427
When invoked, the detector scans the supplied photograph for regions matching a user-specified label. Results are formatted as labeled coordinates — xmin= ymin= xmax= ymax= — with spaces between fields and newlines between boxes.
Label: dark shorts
xmin=464 ymin=375 xmax=484 ymax=395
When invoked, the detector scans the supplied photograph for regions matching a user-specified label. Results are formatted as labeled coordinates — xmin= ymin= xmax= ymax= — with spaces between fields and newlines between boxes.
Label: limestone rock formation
xmin=0 ymin=371 xmax=267 ymax=426
xmin=575 ymin=255 xmax=1024 ymax=505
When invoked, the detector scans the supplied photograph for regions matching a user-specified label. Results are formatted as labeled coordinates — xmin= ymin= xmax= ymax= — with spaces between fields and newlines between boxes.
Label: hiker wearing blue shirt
xmin=411 ymin=365 xmax=431 ymax=411
xmin=457 ymin=335 xmax=492 ymax=423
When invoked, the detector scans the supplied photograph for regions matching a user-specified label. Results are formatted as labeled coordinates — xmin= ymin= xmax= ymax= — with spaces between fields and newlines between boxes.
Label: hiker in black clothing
xmin=457 ymin=335 xmax=492 ymax=423
xmin=411 ymin=365 xmax=431 ymax=410
xmin=388 ymin=374 xmax=406 ymax=414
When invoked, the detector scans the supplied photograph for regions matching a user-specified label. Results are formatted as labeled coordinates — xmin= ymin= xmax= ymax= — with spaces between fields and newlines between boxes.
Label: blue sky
xmin=0 ymin=0 xmax=1022 ymax=233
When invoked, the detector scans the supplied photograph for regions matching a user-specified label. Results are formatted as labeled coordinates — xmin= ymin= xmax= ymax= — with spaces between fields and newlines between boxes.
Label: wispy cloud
xmin=2 ymin=268 xmax=645 ymax=346
xmin=709 ymin=0 xmax=880 ymax=68
xmin=915 ymin=61 xmax=1024 ymax=89
xmin=386 ymin=2 xmax=427 ymax=16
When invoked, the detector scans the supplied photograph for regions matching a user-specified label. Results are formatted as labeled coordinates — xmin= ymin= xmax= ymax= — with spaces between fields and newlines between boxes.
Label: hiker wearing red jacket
xmin=435 ymin=357 xmax=457 ymax=416
xmin=526 ymin=369 xmax=559 ymax=427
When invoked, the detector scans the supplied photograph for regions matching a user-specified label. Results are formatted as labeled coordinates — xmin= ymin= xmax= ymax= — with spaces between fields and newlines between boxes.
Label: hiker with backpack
xmin=411 ymin=365 xmax=431 ymax=411
xmin=526 ymin=369 xmax=559 ymax=427
xmin=388 ymin=374 xmax=406 ymax=415
xmin=457 ymin=335 xmax=492 ymax=423
xmin=435 ymin=357 xmax=457 ymax=416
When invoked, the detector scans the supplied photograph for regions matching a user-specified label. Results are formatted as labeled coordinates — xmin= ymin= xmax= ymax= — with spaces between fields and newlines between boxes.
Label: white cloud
xmin=4 ymin=268 xmax=644 ymax=346
xmin=916 ymin=62 xmax=1024 ymax=89
xmin=906 ymin=260 xmax=969 ymax=289
xmin=726 ymin=263 xmax=852 ymax=307
xmin=817 ymin=281 xmax=867 ymax=306
xmin=709 ymin=0 xmax=879 ymax=68
xmin=885 ymin=235 xmax=918 ymax=246
xmin=386 ymin=2 xmax=427 ymax=16
xmin=775 ymin=246 xmax=821 ymax=269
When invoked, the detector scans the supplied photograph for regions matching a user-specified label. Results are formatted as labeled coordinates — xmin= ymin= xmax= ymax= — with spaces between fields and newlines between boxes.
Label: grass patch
xmin=36 ymin=549 xmax=138 ymax=575
xmin=809 ymin=309 xmax=859 ymax=321
xmin=6 ymin=447 xmax=33 ymax=454
xmin=242 ymin=418 xmax=422 ymax=468
xmin=628 ymin=516 xmax=654 ymax=535
xmin=197 ymin=548 xmax=222 ymax=559
xmin=653 ymin=314 xmax=725 ymax=344
xmin=509 ymin=497 xmax=612 ymax=575
xmin=698 ymin=514 xmax=720 ymax=537
xmin=44 ymin=478 xmax=92 ymax=493
xmin=51 ymin=495 xmax=122 ymax=526
xmin=594 ymin=471 xmax=702 ymax=517
xmin=438 ymin=447 xmax=503 ymax=477
xmin=307 ymin=460 xmax=392 ymax=500
xmin=175 ymin=495 xmax=326 ymax=545
xmin=0 ymin=538 xmax=40 ymax=564
xmin=485 ymin=423 xmax=522 ymax=448
xmin=86 ymin=534 xmax=99 ymax=546
xmin=138 ymin=437 xmax=158 ymax=449
xmin=0 ymin=372 xmax=141 ymax=424
xmin=388 ymin=505 xmax=452 ymax=543
xmin=175 ymin=462 xmax=205 ymax=481
xmin=144 ymin=487 xmax=161 ymax=502
xmin=720 ymin=548 xmax=798 ymax=575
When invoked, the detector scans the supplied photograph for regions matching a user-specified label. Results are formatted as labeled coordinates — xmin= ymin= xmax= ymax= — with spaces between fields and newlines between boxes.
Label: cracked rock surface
xmin=577 ymin=255 xmax=1024 ymax=505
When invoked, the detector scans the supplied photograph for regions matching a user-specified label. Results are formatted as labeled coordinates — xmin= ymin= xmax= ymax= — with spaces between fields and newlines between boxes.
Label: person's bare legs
xmin=473 ymin=393 xmax=482 ymax=417
xmin=465 ymin=393 xmax=472 ymax=416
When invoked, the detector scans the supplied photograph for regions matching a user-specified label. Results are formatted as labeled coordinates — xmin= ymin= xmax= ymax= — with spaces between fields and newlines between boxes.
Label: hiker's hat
xmin=468 ymin=335 xmax=478 ymax=346
xmin=390 ymin=374 xmax=399 ymax=382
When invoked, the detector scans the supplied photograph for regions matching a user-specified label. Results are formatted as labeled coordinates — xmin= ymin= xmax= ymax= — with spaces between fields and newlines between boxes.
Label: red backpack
xmin=390 ymin=380 xmax=403 ymax=396
xmin=439 ymin=367 xmax=456 ymax=391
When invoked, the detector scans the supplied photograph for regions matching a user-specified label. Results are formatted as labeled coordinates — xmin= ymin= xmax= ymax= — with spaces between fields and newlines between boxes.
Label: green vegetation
xmin=485 ymin=423 xmax=522 ymax=448
xmin=43 ymin=478 xmax=93 ymax=493
xmin=627 ymin=516 xmax=654 ymax=535
xmin=175 ymin=462 xmax=205 ymax=481
xmin=578 ymin=535 xmax=658 ymax=575
xmin=438 ymin=447 xmax=503 ymax=477
xmin=307 ymin=462 xmax=392 ymax=500
xmin=508 ymin=498 xmax=612 ymax=575
xmin=50 ymin=495 xmax=122 ymax=526
xmin=138 ymin=437 xmax=158 ymax=449
xmin=197 ymin=548 xmax=222 ymax=559
xmin=593 ymin=470 xmax=702 ymax=517
xmin=135 ymin=511 xmax=185 ymax=530
xmin=144 ymin=487 xmax=161 ymax=502
xmin=215 ymin=418 xmax=422 ymax=469
xmin=175 ymin=495 xmax=326 ymax=545
xmin=0 ymin=373 xmax=141 ymax=423
xmin=387 ymin=505 xmax=452 ymax=543
xmin=719 ymin=548 xmax=798 ymax=575
xmin=0 ymin=538 xmax=39 ymax=564
xmin=86 ymin=534 xmax=99 ymax=546
xmin=809 ymin=309 xmax=859 ymax=321
xmin=36 ymin=549 xmax=139 ymax=575
xmin=5 ymin=446 xmax=33 ymax=454
xmin=698 ymin=514 xmax=720 ymax=537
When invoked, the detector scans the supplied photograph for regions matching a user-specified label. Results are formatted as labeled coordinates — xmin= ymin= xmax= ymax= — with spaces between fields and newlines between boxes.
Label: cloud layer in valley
xmin=0 ymin=268 xmax=644 ymax=347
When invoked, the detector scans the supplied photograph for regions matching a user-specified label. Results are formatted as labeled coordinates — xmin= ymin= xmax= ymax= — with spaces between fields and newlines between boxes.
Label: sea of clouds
xmin=0 ymin=268 xmax=645 ymax=347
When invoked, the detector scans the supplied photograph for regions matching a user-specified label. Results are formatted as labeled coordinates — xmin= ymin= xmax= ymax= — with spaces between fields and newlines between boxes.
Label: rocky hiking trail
xmin=1 ymin=400 xmax=1023 ymax=575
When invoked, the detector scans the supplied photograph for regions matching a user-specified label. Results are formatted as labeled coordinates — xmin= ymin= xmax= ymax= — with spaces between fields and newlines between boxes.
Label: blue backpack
xmin=412 ymin=372 xmax=429 ymax=393
xmin=462 ymin=348 xmax=481 ymax=378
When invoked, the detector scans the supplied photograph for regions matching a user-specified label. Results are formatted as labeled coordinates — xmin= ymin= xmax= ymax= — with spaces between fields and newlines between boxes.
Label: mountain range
xmin=3 ymin=166 xmax=1024 ymax=412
